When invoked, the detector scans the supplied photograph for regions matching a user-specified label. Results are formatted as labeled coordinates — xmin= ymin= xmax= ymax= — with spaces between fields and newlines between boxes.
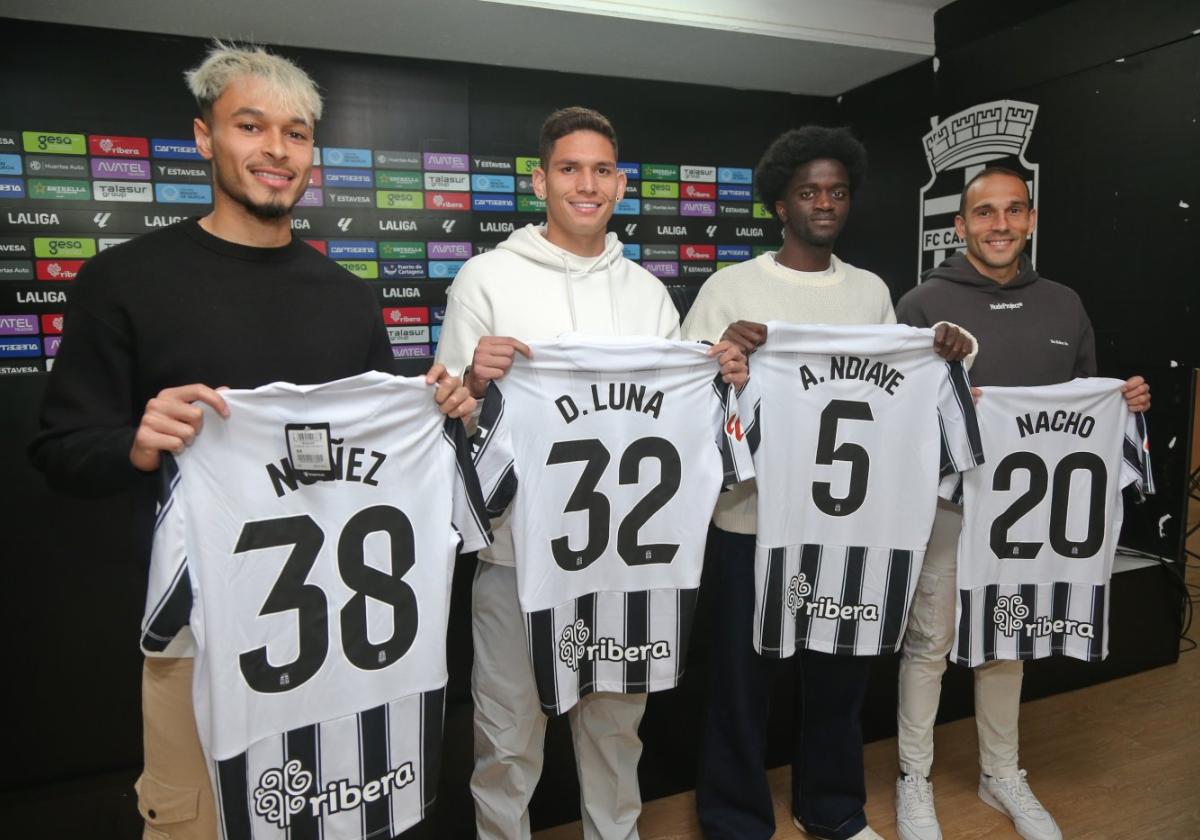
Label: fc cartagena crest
xmin=917 ymin=100 xmax=1039 ymax=281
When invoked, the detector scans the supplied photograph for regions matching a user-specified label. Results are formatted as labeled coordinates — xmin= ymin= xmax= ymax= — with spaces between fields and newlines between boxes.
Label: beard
xmin=213 ymin=158 xmax=297 ymax=220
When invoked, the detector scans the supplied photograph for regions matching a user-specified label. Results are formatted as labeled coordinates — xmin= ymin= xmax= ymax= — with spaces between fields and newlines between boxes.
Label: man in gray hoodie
xmin=891 ymin=166 xmax=1149 ymax=840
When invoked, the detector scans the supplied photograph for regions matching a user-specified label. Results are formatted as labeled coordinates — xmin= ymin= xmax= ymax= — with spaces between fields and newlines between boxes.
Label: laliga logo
xmin=917 ymin=100 xmax=1039 ymax=281
xmin=93 ymin=212 xmax=111 ymax=229
xmin=559 ymin=619 xmax=589 ymax=671
xmin=442 ymin=220 xmax=456 ymax=233
xmin=705 ymin=225 xmax=718 ymax=238
xmin=336 ymin=217 xmax=353 ymax=232
xmin=624 ymin=223 xmax=637 ymax=237
xmin=253 ymin=759 xmax=312 ymax=828
xmin=993 ymin=594 xmax=1030 ymax=636
xmin=785 ymin=573 xmax=813 ymax=615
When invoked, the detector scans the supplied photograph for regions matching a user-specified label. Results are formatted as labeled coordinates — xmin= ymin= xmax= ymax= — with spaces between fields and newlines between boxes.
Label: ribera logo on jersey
xmin=918 ymin=100 xmax=1039 ymax=279
xmin=992 ymin=594 xmax=1096 ymax=640
xmin=557 ymin=620 xmax=670 ymax=671
xmin=786 ymin=571 xmax=879 ymax=621
xmin=251 ymin=758 xmax=416 ymax=829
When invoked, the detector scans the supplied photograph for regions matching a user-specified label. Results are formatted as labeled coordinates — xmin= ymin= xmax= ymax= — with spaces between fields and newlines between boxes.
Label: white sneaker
xmin=978 ymin=770 xmax=1063 ymax=840
xmin=895 ymin=774 xmax=943 ymax=840
xmin=791 ymin=816 xmax=884 ymax=840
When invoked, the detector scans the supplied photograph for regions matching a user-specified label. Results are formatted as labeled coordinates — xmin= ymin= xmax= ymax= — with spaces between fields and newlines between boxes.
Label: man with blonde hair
xmin=30 ymin=42 xmax=473 ymax=839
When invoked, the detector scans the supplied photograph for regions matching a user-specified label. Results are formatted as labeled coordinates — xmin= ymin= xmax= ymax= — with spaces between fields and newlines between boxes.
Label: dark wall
xmin=837 ymin=0 xmax=1199 ymax=561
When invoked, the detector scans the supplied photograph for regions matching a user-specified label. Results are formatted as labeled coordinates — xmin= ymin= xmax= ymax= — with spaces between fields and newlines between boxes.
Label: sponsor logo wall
xmin=0 ymin=129 xmax=779 ymax=375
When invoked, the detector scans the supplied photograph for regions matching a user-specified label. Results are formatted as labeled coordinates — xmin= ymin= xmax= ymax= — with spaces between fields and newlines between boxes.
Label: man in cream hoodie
xmin=436 ymin=107 xmax=746 ymax=840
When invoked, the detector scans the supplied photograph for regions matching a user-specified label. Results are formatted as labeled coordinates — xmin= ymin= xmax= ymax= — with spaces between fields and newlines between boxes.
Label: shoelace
xmin=900 ymin=776 xmax=935 ymax=818
xmin=995 ymin=770 xmax=1048 ymax=815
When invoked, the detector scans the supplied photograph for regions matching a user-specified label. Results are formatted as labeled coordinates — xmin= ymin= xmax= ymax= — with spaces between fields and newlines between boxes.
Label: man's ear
xmin=532 ymin=166 xmax=547 ymax=200
xmin=193 ymin=117 xmax=214 ymax=161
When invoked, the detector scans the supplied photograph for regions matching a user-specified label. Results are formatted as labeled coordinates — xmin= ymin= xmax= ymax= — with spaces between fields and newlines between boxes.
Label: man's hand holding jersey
xmin=464 ymin=336 xmax=533 ymax=399
xmin=708 ymin=340 xmax=748 ymax=388
xmin=425 ymin=363 xmax=477 ymax=419
xmin=130 ymin=384 xmax=230 ymax=472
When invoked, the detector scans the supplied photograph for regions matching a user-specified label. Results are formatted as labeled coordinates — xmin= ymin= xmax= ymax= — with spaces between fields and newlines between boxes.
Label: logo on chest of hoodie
xmin=989 ymin=301 xmax=1024 ymax=311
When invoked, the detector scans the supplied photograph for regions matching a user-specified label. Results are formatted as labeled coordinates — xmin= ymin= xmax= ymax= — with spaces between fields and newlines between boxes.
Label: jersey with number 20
xmin=953 ymin=378 xmax=1153 ymax=667
xmin=140 ymin=372 xmax=491 ymax=840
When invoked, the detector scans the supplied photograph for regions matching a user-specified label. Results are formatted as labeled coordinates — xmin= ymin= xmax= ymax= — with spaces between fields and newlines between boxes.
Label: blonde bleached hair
xmin=185 ymin=41 xmax=323 ymax=125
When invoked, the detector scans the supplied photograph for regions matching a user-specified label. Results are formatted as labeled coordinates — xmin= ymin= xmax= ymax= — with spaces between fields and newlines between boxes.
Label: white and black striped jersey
xmin=952 ymin=379 xmax=1153 ymax=667
xmin=140 ymin=372 xmax=490 ymax=840
xmin=472 ymin=335 xmax=753 ymax=715
xmin=742 ymin=323 xmax=984 ymax=658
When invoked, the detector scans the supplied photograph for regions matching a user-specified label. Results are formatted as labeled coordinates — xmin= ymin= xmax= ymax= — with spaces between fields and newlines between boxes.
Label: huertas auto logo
xmin=93 ymin=212 xmax=111 ymax=229
xmin=624 ymin=223 xmax=637 ymax=237
xmin=442 ymin=220 xmax=456 ymax=234
xmin=918 ymin=99 xmax=1039 ymax=281
xmin=337 ymin=217 xmax=353 ymax=232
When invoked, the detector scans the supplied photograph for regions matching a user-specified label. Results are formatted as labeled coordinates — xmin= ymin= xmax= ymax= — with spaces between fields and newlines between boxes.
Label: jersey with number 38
xmin=472 ymin=335 xmax=753 ymax=715
xmin=742 ymin=323 xmax=984 ymax=658
xmin=953 ymin=379 xmax=1153 ymax=667
xmin=140 ymin=372 xmax=490 ymax=840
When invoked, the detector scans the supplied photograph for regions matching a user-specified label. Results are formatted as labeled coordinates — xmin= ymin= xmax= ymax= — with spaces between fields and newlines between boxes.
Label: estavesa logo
xmin=681 ymin=244 xmax=716 ymax=261
xmin=36 ymin=260 xmax=84 ymax=281
xmin=381 ymin=306 xmax=428 ymax=325
xmin=682 ymin=182 xmax=716 ymax=200
xmin=425 ymin=192 xmax=469 ymax=211
xmin=88 ymin=135 xmax=149 ymax=157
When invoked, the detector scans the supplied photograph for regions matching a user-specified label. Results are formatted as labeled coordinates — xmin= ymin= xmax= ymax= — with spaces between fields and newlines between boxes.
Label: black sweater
xmin=29 ymin=218 xmax=394 ymax=518
xmin=896 ymin=253 xmax=1096 ymax=387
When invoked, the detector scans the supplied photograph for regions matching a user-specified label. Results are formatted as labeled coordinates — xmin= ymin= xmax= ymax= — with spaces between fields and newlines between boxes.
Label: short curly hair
xmin=754 ymin=126 xmax=867 ymax=222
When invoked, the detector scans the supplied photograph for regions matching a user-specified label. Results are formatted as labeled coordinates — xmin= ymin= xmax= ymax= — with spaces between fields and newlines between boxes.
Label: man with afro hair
xmin=682 ymin=125 xmax=973 ymax=840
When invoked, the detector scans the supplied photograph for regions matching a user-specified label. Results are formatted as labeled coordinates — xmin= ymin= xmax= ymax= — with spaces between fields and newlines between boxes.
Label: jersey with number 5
xmin=952 ymin=378 xmax=1152 ymax=667
xmin=140 ymin=371 xmax=491 ymax=840
xmin=472 ymin=335 xmax=753 ymax=715
xmin=742 ymin=322 xmax=985 ymax=658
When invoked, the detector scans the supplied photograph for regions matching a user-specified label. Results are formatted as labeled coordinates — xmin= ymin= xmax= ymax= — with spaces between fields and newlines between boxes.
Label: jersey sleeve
xmin=443 ymin=417 xmax=493 ymax=554
xmin=936 ymin=359 xmax=985 ymax=480
xmin=714 ymin=374 xmax=755 ymax=486
xmin=471 ymin=381 xmax=519 ymax=517
xmin=140 ymin=454 xmax=194 ymax=654
xmin=735 ymin=372 xmax=763 ymax=458
xmin=1120 ymin=410 xmax=1154 ymax=497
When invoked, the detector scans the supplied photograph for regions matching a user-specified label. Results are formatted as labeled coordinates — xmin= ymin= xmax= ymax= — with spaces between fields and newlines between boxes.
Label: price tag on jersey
xmin=285 ymin=422 xmax=334 ymax=478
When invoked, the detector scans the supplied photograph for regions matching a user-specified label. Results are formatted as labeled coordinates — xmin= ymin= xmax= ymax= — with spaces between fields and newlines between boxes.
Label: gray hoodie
xmin=896 ymin=253 xmax=1096 ymax=387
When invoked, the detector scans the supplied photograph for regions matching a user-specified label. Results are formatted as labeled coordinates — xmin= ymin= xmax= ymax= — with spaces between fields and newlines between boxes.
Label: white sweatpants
xmin=470 ymin=560 xmax=646 ymax=840
xmin=897 ymin=501 xmax=1024 ymax=779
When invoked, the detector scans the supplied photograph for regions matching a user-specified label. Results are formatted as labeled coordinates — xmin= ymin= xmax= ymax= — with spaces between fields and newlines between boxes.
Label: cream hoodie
xmin=435 ymin=223 xmax=681 ymax=565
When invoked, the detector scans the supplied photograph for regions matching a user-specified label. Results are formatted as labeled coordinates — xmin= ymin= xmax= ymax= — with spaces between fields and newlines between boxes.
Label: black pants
xmin=696 ymin=529 xmax=871 ymax=840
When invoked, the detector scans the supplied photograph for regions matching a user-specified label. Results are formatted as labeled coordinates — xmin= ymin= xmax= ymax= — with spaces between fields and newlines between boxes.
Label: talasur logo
xmin=557 ymin=620 xmax=671 ymax=670
xmin=918 ymin=100 xmax=1039 ymax=280
xmin=337 ymin=217 xmax=353 ymax=232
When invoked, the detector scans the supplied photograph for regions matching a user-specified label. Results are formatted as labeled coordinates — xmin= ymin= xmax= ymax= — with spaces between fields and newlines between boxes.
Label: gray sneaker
xmin=978 ymin=770 xmax=1063 ymax=840
xmin=895 ymin=774 xmax=942 ymax=840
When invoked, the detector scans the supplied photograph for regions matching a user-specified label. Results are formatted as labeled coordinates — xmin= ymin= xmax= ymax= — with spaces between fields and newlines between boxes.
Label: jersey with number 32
xmin=472 ymin=335 xmax=753 ymax=715
xmin=140 ymin=372 xmax=490 ymax=840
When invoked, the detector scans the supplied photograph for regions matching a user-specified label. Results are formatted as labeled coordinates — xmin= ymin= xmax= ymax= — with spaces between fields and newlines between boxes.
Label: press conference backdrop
xmin=1 ymin=5 xmax=1194 ymax=836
